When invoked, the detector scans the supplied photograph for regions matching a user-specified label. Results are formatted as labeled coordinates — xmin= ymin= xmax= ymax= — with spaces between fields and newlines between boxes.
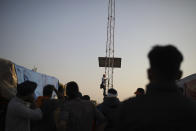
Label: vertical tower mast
xmin=99 ymin=0 xmax=121 ymax=96
xmin=105 ymin=0 xmax=115 ymax=89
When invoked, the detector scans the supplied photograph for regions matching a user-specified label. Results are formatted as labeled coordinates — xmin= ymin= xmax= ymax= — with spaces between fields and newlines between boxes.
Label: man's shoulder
xmin=122 ymin=96 xmax=145 ymax=104
xmin=8 ymin=97 xmax=23 ymax=107
xmin=118 ymin=96 xmax=150 ymax=112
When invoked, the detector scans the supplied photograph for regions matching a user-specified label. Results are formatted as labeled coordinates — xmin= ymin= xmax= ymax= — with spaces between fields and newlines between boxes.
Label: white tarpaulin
xmin=15 ymin=64 xmax=59 ymax=98
xmin=177 ymin=74 xmax=196 ymax=100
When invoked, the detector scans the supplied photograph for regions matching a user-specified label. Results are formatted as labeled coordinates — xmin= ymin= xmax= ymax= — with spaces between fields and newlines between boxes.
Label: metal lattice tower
xmin=105 ymin=0 xmax=115 ymax=89
xmin=98 ymin=0 xmax=121 ymax=96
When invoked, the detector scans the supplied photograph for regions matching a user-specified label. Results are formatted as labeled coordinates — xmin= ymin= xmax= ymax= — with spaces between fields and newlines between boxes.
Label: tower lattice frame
xmin=105 ymin=0 xmax=116 ymax=90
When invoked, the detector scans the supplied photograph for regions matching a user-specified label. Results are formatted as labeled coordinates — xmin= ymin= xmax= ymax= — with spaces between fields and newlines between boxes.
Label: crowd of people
xmin=1 ymin=44 xmax=196 ymax=131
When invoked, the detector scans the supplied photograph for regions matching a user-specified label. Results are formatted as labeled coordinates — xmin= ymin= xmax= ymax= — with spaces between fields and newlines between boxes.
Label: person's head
xmin=17 ymin=80 xmax=37 ymax=102
xmin=58 ymin=83 xmax=65 ymax=99
xmin=43 ymin=84 xmax=54 ymax=98
xmin=134 ymin=88 xmax=145 ymax=97
xmin=148 ymin=45 xmax=183 ymax=84
xmin=107 ymin=88 xmax=118 ymax=97
xmin=66 ymin=81 xmax=79 ymax=99
xmin=82 ymin=95 xmax=90 ymax=101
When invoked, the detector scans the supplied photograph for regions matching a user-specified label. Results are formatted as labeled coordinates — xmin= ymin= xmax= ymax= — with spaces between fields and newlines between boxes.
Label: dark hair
xmin=17 ymin=81 xmax=37 ymax=96
xmin=82 ymin=95 xmax=90 ymax=101
xmin=135 ymin=88 xmax=145 ymax=95
xmin=66 ymin=81 xmax=79 ymax=99
xmin=108 ymin=88 xmax=117 ymax=95
xmin=43 ymin=84 xmax=54 ymax=97
xmin=148 ymin=45 xmax=183 ymax=80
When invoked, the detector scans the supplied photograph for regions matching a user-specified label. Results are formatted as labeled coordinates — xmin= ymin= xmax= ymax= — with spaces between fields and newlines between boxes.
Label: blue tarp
xmin=15 ymin=64 xmax=59 ymax=98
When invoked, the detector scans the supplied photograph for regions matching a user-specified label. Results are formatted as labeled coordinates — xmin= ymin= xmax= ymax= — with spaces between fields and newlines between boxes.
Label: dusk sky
xmin=1 ymin=0 xmax=196 ymax=103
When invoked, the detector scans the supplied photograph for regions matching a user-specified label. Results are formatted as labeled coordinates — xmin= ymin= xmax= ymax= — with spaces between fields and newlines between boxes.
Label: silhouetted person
xmin=53 ymin=84 xmax=67 ymax=131
xmin=35 ymin=84 xmax=54 ymax=107
xmin=56 ymin=81 xmax=106 ymax=131
xmin=32 ymin=85 xmax=58 ymax=131
xmin=134 ymin=88 xmax=145 ymax=97
xmin=97 ymin=88 xmax=120 ymax=131
xmin=114 ymin=45 xmax=196 ymax=131
xmin=100 ymin=74 xmax=107 ymax=96
xmin=5 ymin=81 xmax=42 ymax=131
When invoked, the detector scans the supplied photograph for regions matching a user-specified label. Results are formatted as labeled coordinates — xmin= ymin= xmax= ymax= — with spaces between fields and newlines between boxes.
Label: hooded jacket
xmin=98 ymin=96 xmax=120 ymax=131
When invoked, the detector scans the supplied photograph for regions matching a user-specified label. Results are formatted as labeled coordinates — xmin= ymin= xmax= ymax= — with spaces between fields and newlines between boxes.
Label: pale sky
xmin=1 ymin=0 xmax=196 ymax=103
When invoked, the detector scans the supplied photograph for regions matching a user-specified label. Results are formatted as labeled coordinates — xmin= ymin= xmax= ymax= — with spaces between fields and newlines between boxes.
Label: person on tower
xmin=100 ymin=74 xmax=107 ymax=96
